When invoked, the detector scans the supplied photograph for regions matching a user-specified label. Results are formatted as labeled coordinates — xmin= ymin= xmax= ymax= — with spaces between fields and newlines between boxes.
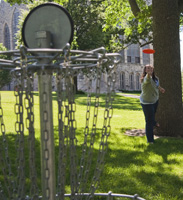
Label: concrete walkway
xmin=118 ymin=93 xmax=140 ymax=99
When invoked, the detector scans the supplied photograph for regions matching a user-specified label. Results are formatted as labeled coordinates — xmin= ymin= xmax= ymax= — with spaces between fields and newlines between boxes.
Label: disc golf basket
xmin=0 ymin=3 xmax=145 ymax=200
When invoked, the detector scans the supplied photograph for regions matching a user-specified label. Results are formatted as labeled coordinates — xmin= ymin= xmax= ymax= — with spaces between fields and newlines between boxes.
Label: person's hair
xmin=140 ymin=65 xmax=157 ymax=83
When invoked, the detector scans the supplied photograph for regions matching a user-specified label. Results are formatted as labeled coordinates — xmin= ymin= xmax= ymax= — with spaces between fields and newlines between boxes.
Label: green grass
xmin=0 ymin=91 xmax=183 ymax=200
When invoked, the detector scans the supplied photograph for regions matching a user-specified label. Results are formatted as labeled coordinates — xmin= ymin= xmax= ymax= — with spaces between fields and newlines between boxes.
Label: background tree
xmin=103 ymin=0 xmax=153 ymax=50
xmin=153 ymin=0 xmax=183 ymax=137
xmin=58 ymin=0 xmax=109 ymax=90
xmin=104 ymin=0 xmax=183 ymax=137
xmin=64 ymin=0 xmax=106 ymax=50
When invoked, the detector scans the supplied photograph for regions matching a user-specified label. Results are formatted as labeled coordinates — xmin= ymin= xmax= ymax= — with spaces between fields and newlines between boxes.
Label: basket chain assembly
xmin=0 ymin=46 xmax=144 ymax=200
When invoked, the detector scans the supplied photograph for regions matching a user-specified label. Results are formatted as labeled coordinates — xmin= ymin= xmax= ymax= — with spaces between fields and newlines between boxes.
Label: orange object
xmin=143 ymin=49 xmax=155 ymax=54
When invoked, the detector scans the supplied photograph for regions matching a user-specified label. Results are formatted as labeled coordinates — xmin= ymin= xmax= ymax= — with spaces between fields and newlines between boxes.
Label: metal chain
xmin=86 ymin=63 xmax=102 ymax=200
xmin=0 ymin=47 xmax=119 ymax=200
xmin=77 ymin=63 xmax=102 ymax=200
xmin=0 ymin=181 xmax=6 ymax=199
xmin=24 ymin=70 xmax=39 ymax=199
xmin=76 ymin=75 xmax=92 ymax=197
xmin=63 ymin=51 xmax=78 ymax=200
xmin=88 ymin=62 xmax=117 ymax=199
xmin=66 ymin=75 xmax=78 ymax=200
xmin=14 ymin=66 xmax=26 ymax=199
xmin=0 ymin=94 xmax=15 ymax=199
xmin=56 ymin=71 xmax=68 ymax=200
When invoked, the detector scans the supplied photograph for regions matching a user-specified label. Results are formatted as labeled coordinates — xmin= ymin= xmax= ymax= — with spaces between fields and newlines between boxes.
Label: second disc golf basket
xmin=0 ymin=3 xmax=145 ymax=200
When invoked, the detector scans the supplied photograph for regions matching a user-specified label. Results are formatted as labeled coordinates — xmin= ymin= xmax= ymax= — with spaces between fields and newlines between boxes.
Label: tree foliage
xmin=65 ymin=0 xmax=110 ymax=50
xmin=5 ymin=0 xmax=183 ymax=51
xmin=14 ymin=0 xmax=111 ymax=51
xmin=4 ymin=0 xmax=33 ymax=5
xmin=103 ymin=0 xmax=183 ymax=49
xmin=103 ymin=0 xmax=153 ymax=49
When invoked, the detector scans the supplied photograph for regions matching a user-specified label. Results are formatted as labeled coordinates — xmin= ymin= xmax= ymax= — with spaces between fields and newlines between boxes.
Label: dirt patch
xmin=124 ymin=129 xmax=160 ymax=139
xmin=124 ymin=129 xmax=145 ymax=137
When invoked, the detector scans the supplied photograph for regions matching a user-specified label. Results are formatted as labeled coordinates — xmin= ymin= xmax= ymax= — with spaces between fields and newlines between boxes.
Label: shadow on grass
xmin=0 ymin=127 xmax=108 ymax=198
xmin=0 ymin=133 xmax=41 ymax=198
xmin=33 ymin=92 xmax=141 ymax=111
xmin=99 ymin=129 xmax=183 ymax=200
xmin=2 ymin=125 xmax=182 ymax=199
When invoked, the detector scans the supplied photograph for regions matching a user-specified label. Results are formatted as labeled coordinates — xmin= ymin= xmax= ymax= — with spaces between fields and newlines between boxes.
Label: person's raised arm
xmin=159 ymin=86 xmax=165 ymax=93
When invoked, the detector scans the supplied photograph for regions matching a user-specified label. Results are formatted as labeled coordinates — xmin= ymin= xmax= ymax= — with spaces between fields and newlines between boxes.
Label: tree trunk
xmin=152 ymin=0 xmax=183 ymax=137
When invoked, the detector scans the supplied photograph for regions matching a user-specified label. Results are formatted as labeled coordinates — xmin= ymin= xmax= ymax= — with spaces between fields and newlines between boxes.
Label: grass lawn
xmin=0 ymin=91 xmax=183 ymax=200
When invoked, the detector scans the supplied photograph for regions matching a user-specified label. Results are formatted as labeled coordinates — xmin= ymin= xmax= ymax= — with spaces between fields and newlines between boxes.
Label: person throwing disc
xmin=140 ymin=65 xmax=165 ymax=143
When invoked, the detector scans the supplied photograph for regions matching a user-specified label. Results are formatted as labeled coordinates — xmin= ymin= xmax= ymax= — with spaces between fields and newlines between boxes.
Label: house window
xmin=129 ymin=73 xmax=134 ymax=90
xmin=127 ymin=56 xmax=131 ymax=63
xmin=135 ymin=57 xmax=140 ymax=63
xmin=127 ymin=44 xmax=140 ymax=63
xmin=4 ymin=24 xmax=10 ymax=50
xmin=136 ymin=74 xmax=141 ymax=90
xmin=120 ymin=72 xmax=125 ymax=90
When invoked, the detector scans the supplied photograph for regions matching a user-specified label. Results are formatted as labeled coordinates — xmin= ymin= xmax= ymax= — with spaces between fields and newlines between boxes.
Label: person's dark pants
xmin=141 ymin=101 xmax=159 ymax=143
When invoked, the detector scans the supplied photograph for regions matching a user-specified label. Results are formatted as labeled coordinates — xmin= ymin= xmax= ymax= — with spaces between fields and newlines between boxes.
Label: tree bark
xmin=152 ymin=0 xmax=183 ymax=137
xmin=179 ymin=0 xmax=183 ymax=13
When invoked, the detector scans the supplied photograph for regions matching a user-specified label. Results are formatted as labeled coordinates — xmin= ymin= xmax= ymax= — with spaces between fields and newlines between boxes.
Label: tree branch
xmin=140 ymin=40 xmax=153 ymax=47
xmin=128 ymin=0 xmax=140 ymax=17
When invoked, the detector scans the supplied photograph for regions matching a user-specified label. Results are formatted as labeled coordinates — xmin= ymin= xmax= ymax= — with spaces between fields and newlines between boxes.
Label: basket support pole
xmin=37 ymin=31 xmax=56 ymax=200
